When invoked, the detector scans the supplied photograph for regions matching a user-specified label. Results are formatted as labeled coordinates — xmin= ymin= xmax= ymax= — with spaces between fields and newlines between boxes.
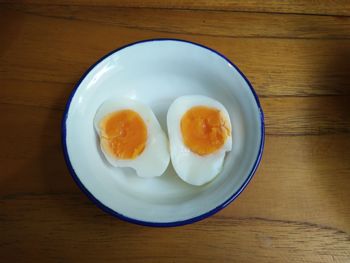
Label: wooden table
xmin=1 ymin=1 xmax=350 ymax=262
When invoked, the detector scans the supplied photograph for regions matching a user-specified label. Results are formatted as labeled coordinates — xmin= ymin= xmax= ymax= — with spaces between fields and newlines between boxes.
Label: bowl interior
xmin=64 ymin=40 xmax=263 ymax=225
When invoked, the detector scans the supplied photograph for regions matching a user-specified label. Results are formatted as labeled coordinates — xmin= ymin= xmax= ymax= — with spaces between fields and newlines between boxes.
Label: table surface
xmin=1 ymin=1 xmax=350 ymax=262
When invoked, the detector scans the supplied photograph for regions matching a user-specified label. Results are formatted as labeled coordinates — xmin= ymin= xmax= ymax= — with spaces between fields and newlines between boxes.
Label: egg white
xmin=94 ymin=98 xmax=170 ymax=178
xmin=167 ymin=95 xmax=232 ymax=186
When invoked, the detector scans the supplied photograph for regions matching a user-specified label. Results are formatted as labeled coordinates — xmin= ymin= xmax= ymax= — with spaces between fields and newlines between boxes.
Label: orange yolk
xmin=180 ymin=106 xmax=230 ymax=156
xmin=99 ymin=110 xmax=147 ymax=159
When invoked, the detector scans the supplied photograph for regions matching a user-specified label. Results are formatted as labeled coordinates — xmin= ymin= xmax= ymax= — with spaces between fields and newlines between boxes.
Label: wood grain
xmin=1 ymin=2 xmax=350 ymax=263
xmin=1 ymin=7 xmax=350 ymax=98
xmin=1 ymin=0 xmax=350 ymax=16
xmin=4 ymin=4 xmax=350 ymax=39
xmin=1 ymin=196 xmax=350 ymax=263
xmin=1 ymin=128 xmax=350 ymax=230
xmin=1 ymin=88 xmax=350 ymax=139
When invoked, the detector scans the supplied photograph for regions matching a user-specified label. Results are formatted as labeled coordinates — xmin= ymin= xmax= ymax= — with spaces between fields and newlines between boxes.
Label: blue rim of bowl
xmin=61 ymin=38 xmax=265 ymax=227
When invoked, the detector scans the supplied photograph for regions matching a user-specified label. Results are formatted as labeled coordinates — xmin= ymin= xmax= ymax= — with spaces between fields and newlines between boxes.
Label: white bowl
xmin=62 ymin=39 xmax=264 ymax=226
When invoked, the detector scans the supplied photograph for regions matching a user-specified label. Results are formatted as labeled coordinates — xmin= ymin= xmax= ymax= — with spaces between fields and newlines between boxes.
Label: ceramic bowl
xmin=62 ymin=39 xmax=264 ymax=226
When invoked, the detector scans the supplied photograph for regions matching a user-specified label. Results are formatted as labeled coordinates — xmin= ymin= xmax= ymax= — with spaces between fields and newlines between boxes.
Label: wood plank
xmin=1 ymin=79 xmax=350 ymax=137
xmin=1 ymin=2 xmax=350 ymax=263
xmin=1 ymin=134 xmax=350 ymax=230
xmin=263 ymin=96 xmax=350 ymax=135
xmin=1 ymin=8 xmax=350 ymax=97
xmin=3 ymin=4 xmax=350 ymax=39
xmin=1 ymin=197 xmax=349 ymax=263
xmin=1 ymin=0 xmax=350 ymax=16
xmin=0 ymin=101 xmax=350 ymax=232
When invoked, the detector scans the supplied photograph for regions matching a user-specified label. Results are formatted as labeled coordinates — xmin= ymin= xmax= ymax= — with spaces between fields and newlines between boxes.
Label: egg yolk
xmin=180 ymin=106 xmax=230 ymax=156
xmin=99 ymin=110 xmax=147 ymax=159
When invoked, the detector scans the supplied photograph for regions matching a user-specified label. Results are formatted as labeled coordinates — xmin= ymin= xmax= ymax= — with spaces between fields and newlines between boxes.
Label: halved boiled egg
xmin=167 ymin=95 xmax=232 ymax=186
xmin=94 ymin=98 xmax=170 ymax=178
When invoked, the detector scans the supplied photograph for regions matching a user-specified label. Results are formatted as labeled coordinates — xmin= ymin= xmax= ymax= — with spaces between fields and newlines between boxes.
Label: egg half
xmin=94 ymin=98 xmax=170 ymax=178
xmin=167 ymin=95 xmax=232 ymax=186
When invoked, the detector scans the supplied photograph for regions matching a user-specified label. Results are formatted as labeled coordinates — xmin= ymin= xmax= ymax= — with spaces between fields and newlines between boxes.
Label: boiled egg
xmin=167 ymin=95 xmax=232 ymax=186
xmin=94 ymin=98 xmax=170 ymax=178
